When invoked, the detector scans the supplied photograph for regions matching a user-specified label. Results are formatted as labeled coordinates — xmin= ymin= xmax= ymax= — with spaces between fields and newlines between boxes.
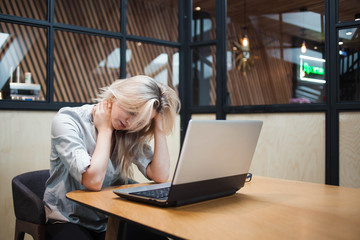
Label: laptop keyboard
xmin=130 ymin=187 xmax=170 ymax=200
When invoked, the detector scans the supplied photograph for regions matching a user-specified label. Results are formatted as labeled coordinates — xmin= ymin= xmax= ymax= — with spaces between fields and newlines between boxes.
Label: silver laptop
xmin=113 ymin=119 xmax=263 ymax=207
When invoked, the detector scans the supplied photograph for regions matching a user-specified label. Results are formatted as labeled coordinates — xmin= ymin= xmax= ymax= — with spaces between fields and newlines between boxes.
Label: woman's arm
xmin=82 ymin=101 xmax=114 ymax=191
xmin=146 ymin=114 xmax=170 ymax=183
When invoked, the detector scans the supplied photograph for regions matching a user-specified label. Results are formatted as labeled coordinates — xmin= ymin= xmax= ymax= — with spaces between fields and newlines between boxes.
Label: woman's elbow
xmin=152 ymin=173 xmax=169 ymax=183
xmin=82 ymin=175 xmax=103 ymax=191
xmin=84 ymin=183 xmax=102 ymax=191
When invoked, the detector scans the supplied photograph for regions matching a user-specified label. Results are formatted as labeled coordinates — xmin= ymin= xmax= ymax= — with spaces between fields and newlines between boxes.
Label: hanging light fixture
xmin=301 ymin=41 xmax=307 ymax=53
xmin=300 ymin=7 xmax=307 ymax=53
xmin=242 ymin=0 xmax=249 ymax=47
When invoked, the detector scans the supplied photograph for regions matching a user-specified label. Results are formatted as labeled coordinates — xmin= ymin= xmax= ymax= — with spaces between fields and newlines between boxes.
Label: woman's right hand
xmin=93 ymin=101 xmax=114 ymax=133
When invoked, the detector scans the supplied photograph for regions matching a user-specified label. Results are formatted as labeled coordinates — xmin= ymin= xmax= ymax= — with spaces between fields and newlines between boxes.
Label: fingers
xmin=96 ymin=101 xmax=112 ymax=112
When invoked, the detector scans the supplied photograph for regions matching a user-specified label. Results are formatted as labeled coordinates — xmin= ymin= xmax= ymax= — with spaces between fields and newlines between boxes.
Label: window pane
xmin=0 ymin=0 xmax=47 ymax=20
xmin=127 ymin=0 xmax=178 ymax=42
xmin=192 ymin=0 xmax=216 ymax=42
xmin=55 ymin=0 xmax=120 ymax=32
xmin=339 ymin=27 xmax=360 ymax=102
xmin=54 ymin=31 xmax=120 ymax=102
xmin=192 ymin=45 xmax=216 ymax=106
xmin=227 ymin=0 xmax=326 ymax=106
xmin=0 ymin=22 xmax=47 ymax=101
xmin=126 ymin=41 xmax=179 ymax=91
xmin=339 ymin=0 xmax=360 ymax=23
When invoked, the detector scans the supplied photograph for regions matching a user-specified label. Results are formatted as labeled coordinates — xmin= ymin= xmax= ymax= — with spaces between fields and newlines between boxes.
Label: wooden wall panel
xmin=227 ymin=113 xmax=326 ymax=184
xmin=53 ymin=31 xmax=120 ymax=102
xmin=127 ymin=0 xmax=178 ymax=42
xmin=339 ymin=112 xmax=360 ymax=188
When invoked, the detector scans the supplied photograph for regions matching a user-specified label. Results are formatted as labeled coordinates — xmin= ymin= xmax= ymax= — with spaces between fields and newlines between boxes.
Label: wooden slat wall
xmin=126 ymin=41 xmax=178 ymax=90
xmin=0 ymin=0 xmax=47 ymax=20
xmin=53 ymin=0 xmax=120 ymax=102
xmin=54 ymin=0 xmax=120 ymax=32
xmin=53 ymin=31 xmax=119 ymax=102
xmin=127 ymin=0 xmax=178 ymax=42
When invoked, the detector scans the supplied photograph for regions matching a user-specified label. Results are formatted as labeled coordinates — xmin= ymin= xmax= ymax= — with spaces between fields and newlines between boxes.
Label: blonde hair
xmin=97 ymin=75 xmax=180 ymax=181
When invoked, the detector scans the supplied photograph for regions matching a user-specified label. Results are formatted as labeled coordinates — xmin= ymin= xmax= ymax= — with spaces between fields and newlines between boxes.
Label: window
xmin=0 ymin=22 xmax=47 ymax=101
xmin=226 ymin=0 xmax=326 ymax=106
xmin=53 ymin=31 xmax=120 ymax=103
xmin=338 ymin=27 xmax=360 ymax=102
xmin=126 ymin=41 xmax=179 ymax=91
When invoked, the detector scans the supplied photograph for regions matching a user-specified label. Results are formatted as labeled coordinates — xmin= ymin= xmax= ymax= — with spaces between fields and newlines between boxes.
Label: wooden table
xmin=66 ymin=176 xmax=360 ymax=240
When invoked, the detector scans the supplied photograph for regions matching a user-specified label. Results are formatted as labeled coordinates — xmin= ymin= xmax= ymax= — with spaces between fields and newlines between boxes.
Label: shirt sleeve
xmin=51 ymin=111 xmax=91 ymax=184
xmin=132 ymin=143 xmax=153 ymax=178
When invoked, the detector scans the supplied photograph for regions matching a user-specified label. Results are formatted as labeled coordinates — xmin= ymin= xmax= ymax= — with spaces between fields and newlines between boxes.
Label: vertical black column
xmin=179 ymin=0 xmax=192 ymax=144
xmin=120 ymin=0 xmax=127 ymax=79
xmin=325 ymin=0 xmax=339 ymax=185
xmin=215 ymin=0 xmax=227 ymax=120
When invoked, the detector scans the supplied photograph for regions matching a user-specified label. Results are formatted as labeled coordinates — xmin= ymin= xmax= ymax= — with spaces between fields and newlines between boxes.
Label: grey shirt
xmin=43 ymin=104 xmax=151 ymax=232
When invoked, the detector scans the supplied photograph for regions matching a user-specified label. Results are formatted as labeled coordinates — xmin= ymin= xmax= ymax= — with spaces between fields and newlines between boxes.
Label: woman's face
xmin=110 ymin=102 xmax=136 ymax=130
xmin=110 ymin=101 xmax=157 ymax=131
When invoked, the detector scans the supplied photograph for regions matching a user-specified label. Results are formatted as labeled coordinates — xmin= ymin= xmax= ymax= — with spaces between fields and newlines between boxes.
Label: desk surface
xmin=66 ymin=176 xmax=360 ymax=240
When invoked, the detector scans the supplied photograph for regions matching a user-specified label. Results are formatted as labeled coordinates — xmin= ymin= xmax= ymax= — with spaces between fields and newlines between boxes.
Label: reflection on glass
xmin=338 ymin=0 xmax=360 ymax=23
xmin=0 ymin=0 xmax=47 ymax=20
xmin=0 ymin=22 xmax=47 ymax=101
xmin=339 ymin=27 xmax=360 ymax=101
xmin=192 ymin=45 xmax=216 ymax=106
xmin=227 ymin=0 xmax=326 ymax=106
xmin=126 ymin=41 xmax=179 ymax=92
xmin=54 ymin=31 xmax=120 ymax=102
xmin=55 ymin=0 xmax=120 ymax=32
xmin=192 ymin=0 xmax=216 ymax=42
xmin=127 ymin=0 xmax=178 ymax=42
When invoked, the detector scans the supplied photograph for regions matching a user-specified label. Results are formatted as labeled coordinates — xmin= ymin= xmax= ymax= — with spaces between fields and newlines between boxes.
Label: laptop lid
xmin=166 ymin=119 xmax=263 ymax=205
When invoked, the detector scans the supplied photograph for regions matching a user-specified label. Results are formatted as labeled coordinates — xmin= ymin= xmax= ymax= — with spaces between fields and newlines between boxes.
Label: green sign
xmin=303 ymin=62 xmax=325 ymax=75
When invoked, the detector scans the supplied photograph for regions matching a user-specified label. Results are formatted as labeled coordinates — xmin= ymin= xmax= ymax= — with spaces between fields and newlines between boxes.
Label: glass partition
xmin=339 ymin=27 xmax=360 ymax=102
xmin=127 ymin=0 xmax=178 ymax=42
xmin=0 ymin=0 xmax=47 ymax=20
xmin=126 ymin=41 xmax=179 ymax=91
xmin=54 ymin=31 xmax=120 ymax=102
xmin=192 ymin=45 xmax=216 ymax=106
xmin=0 ymin=22 xmax=47 ymax=101
xmin=55 ymin=0 xmax=120 ymax=32
xmin=192 ymin=0 xmax=216 ymax=42
xmin=227 ymin=0 xmax=326 ymax=106
xmin=338 ymin=0 xmax=360 ymax=23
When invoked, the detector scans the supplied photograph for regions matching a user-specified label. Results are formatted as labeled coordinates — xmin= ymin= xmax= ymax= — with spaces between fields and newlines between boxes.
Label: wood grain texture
xmin=227 ymin=113 xmax=326 ymax=183
xmin=339 ymin=112 xmax=360 ymax=188
xmin=67 ymin=176 xmax=360 ymax=240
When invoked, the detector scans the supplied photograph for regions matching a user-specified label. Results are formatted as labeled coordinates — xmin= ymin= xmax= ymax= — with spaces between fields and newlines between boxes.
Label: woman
xmin=43 ymin=75 xmax=180 ymax=240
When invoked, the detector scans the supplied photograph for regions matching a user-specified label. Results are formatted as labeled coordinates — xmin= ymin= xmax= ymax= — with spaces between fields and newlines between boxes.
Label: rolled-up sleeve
xmin=132 ymin=144 xmax=153 ymax=178
xmin=51 ymin=113 xmax=91 ymax=184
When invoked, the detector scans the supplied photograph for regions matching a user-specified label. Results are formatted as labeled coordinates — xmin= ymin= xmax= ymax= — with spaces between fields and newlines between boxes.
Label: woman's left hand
xmin=146 ymin=111 xmax=170 ymax=183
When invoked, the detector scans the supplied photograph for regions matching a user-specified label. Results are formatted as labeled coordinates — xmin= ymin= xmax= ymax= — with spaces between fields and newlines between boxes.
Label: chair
xmin=12 ymin=170 xmax=50 ymax=240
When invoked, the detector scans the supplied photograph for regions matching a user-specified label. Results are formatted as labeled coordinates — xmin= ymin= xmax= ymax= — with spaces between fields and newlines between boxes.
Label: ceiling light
xmin=195 ymin=6 xmax=201 ymax=11
xmin=301 ymin=41 xmax=307 ymax=53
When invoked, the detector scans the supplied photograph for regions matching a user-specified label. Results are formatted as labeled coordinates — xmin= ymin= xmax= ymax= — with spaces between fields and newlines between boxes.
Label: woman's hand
xmin=93 ymin=101 xmax=114 ymax=133
xmin=82 ymin=101 xmax=114 ymax=191
xmin=146 ymin=113 xmax=171 ymax=183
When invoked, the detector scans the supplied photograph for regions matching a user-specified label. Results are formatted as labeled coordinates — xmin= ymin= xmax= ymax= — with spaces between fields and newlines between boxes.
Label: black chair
xmin=12 ymin=169 xmax=50 ymax=240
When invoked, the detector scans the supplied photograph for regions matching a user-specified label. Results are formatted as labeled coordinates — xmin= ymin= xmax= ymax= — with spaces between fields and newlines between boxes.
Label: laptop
xmin=113 ymin=119 xmax=263 ymax=207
